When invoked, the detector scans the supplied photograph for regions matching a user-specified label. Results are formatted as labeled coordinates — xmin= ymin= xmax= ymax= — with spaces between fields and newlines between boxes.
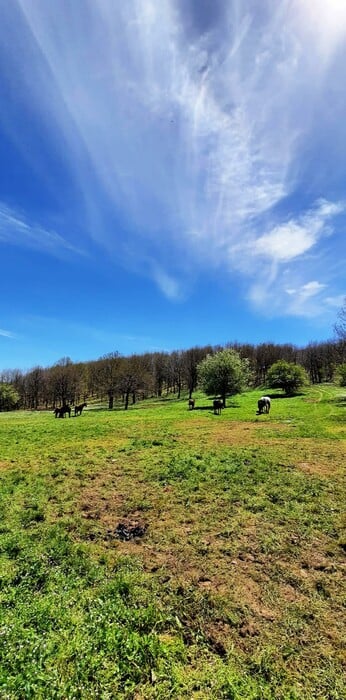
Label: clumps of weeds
xmin=122 ymin=497 xmax=152 ymax=514
xmin=157 ymin=453 xmax=208 ymax=483
xmin=163 ymin=582 xmax=230 ymax=648
xmin=131 ymin=437 xmax=166 ymax=447
xmin=0 ymin=533 xmax=23 ymax=558
xmin=315 ymin=579 xmax=331 ymax=599
xmin=0 ymin=532 xmax=187 ymax=698
xmin=20 ymin=503 xmax=45 ymax=527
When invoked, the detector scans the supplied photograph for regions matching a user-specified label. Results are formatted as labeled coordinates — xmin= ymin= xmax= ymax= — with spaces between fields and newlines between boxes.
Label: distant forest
xmin=1 ymin=338 xmax=345 ymax=411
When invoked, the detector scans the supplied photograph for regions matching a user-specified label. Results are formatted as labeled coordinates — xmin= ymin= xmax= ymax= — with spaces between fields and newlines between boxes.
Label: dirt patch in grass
xmin=177 ymin=419 xmax=292 ymax=446
xmin=79 ymin=487 xmax=132 ymax=533
xmin=75 ymin=473 xmax=344 ymax=655
xmin=0 ymin=460 xmax=14 ymax=470
xmin=295 ymin=442 xmax=345 ymax=475
xmin=297 ymin=461 xmax=331 ymax=477
xmin=68 ymin=423 xmax=346 ymax=692
xmin=180 ymin=419 xmax=345 ymax=475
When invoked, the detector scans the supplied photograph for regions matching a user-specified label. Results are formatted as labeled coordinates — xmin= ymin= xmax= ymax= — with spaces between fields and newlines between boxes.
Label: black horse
xmin=213 ymin=399 xmax=223 ymax=415
xmin=74 ymin=402 xmax=87 ymax=416
xmin=54 ymin=404 xmax=71 ymax=418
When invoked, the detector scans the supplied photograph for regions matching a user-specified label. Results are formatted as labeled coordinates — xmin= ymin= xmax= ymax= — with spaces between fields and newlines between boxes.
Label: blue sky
xmin=0 ymin=0 xmax=345 ymax=370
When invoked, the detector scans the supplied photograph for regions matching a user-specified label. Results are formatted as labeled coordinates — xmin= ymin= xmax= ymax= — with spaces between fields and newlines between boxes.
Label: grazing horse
xmin=188 ymin=398 xmax=195 ymax=410
xmin=213 ymin=399 xmax=223 ymax=415
xmin=54 ymin=404 xmax=71 ymax=418
xmin=257 ymin=396 xmax=271 ymax=415
xmin=74 ymin=402 xmax=87 ymax=416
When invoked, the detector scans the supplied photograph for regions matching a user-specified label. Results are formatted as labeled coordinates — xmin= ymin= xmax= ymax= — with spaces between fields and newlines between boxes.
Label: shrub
xmin=336 ymin=363 xmax=346 ymax=387
xmin=266 ymin=360 xmax=308 ymax=395
xmin=0 ymin=383 xmax=20 ymax=411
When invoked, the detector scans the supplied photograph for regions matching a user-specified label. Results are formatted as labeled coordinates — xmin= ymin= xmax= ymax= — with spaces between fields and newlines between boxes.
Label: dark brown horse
xmin=213 ymin=399 xmax=223 ymax=415
xmin=54 ymin=404 xmax=71 ymax=418
xmin=74 ymin=402 xmax=87 ymax=416
xmin=188 ymin=398 xmax=195 ymax=410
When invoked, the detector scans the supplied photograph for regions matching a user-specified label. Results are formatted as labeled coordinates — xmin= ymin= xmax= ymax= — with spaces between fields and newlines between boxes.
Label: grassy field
xmin=0 ymin=385 xmax=345 ymax=699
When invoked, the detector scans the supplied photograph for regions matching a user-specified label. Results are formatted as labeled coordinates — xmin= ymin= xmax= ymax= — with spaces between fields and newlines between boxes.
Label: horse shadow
xmin=193 ymin=405 xmax=213 ymax=411
xmin=328 ymin=396 xmax=346 ymax=406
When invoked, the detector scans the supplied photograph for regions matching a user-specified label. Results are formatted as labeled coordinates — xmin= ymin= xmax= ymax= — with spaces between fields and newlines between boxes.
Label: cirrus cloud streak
xmin=1 ymin=0 xmax=345 ymax=314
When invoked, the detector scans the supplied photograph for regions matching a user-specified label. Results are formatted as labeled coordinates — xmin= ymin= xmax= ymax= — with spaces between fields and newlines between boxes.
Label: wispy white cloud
xmin=236 ymin=195 xmax=344 ymax=316
xmin=0 ymin=328 xmax=16 ymax=339
xmin=285 ymin=281 xmax=327 ymax=298
xmin=151 ymin=264 xmax=182 ymax=301
xmin=324 ymin=294 xmax=346 ymax=309
xmin=0 ymin=203 xmax=86 ymax=258
xmin=248 ymin=274 xmax=332 ymax=319
xmin=284 ymin=280 xmax=327 ymax=317
xmin=253 ymin=199 xmax=344 ymax=263
xmin=1 ymin=0 xmax=345 ymax=310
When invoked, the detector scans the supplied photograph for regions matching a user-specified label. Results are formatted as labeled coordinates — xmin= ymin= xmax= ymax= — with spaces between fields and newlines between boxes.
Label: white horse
xmin=257 ymin=396 xmax=271 ymax=414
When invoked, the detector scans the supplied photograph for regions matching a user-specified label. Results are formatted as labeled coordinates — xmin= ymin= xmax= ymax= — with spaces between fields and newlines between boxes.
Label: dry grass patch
xmin=72 ymin=453 xmax=346 ymax=681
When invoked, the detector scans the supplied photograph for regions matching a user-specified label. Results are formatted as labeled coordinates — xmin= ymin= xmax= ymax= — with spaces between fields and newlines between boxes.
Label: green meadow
xmin=0 ymin=385 xmax=345 ymax=699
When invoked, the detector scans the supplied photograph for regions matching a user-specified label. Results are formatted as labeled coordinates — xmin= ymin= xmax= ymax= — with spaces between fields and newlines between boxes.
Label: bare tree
xmin=182 ymin=346 xmax=210 ymax=399
xmin=47 ymin=357 xmax=82 ymax=407
xmin=168 ymin=351 xmax=184 ymax=397
xmin=97 ymin=352 xmax=121 ymax=409
xmin=25 ymin=366 xmax=46 ymax=409
xmin=117 ymin=355 xmax=151 ymax=409
xmin=151 ymin=352 xmax=169 ymax=397
xmin=334 ymin=297 xmax=346 ymax=360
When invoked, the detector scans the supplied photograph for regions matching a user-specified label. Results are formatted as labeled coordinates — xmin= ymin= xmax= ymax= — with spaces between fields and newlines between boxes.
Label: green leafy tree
xmin=197 ymin=349 xmax=249 ymax=407
xmin=336 ymin=363 xmax=346 ymax=387
xmin=266 ymin=360 xmax=308 ymax=395
xmin=0 ymin=383 xmax=20 ymax=411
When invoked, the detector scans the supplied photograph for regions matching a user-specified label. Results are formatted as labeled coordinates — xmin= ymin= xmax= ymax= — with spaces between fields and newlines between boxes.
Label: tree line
xmin=0 ymin=336 xmax=345 ymax=412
